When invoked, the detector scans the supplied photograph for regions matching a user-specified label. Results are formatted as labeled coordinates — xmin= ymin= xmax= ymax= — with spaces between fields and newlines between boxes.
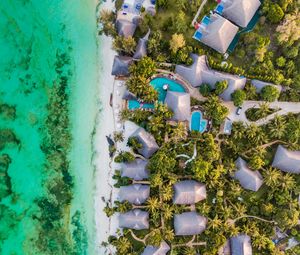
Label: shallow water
xmin=0 ymin=0 xmax=99 ymax=254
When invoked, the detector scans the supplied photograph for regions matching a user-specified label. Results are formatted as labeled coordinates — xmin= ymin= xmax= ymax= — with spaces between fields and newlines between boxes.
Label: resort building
xmin=121 ymin=158 xmax=149 ymax=180
xmin=216 ymin=0 xmax=261 ymax=28
xmin=116 ymin=11 xmax=139 ymax=38
xmin=272 ymin=145 xmax=300 ymax=174
xmin=119 ymin=209 xmax=149 ymax=230
xmin=173 ymin=180 xmax=206 ymax=205
xmin=119 ymin=184 xmax=150 ymax=205
xmin=164 ymin=91 xmax=191 ymax=122
xmin=234 ymin=157 xmax=263 ymax=191
xmin=131 ymin=127 xmax=159 ymax=158
xmin=133 ymin=30 xmax=150 ymax=59
xmin=193 ymin=13 xmax=239 ymax=54
xmin=111 ymin=56 xmax=133 ymax=77
xmin=230 ymin=234 xmax=253 ymax=255
xmin=175 ymin=54 xmax=246 ymax=100
xmin=251 ymin=79 xmax=282 ymax=93
xmin=174 ymin=212 xmax=207 ymax=236
xmin=141 ymin=241 xmax=170 ymax=255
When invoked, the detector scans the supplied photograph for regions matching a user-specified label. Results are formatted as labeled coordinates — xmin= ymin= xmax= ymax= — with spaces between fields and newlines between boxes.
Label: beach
xmin=93 ymin=0 xmax=119 ymax=253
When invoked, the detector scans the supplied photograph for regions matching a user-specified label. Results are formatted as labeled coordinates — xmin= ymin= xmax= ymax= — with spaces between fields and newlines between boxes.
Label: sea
xmin=0 ymin=0 xmax=99 ymax=254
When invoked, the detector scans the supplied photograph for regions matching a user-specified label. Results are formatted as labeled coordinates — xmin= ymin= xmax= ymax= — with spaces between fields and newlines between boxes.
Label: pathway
xmin=224 ymin=101 xmax=300 ymax=126
xmin=191 ymin=0 xmax=208 ymax=26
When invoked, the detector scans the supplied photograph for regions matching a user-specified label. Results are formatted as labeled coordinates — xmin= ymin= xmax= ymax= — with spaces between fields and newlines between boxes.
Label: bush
xmin=215 ymin=80 xmax=228 ymax=95
xmin=114 ymin=151 xmax=135 ymax=163
xmin=231 ymin=90 xmax=246 ymax=107
xmin=260 ymin=85 xmax=280 ymax=102
xmin=199 ymin=84 xmax=212 ymax=97
xmin=267 ymin=4 xmax=284 ymax=23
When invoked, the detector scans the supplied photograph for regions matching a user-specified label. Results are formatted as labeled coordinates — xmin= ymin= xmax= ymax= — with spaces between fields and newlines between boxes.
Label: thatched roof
xmin=141 ymin=241 xmax=170 ymax=255
xmin=175 ymin=54 xmax=246 ymax=100
xmin=251 ymin=79 xmax=282 ymax=93
xmin=111 ymin=56 xmax=133 ymax=76
xmin=121 ymin=158 xmax=149 ymax=180
xmin=132 ymin=127 xmax=159 ymax=158
xmin=234 ymin=157 xmax=263 ymax=191
xmin=165 ymin=91 xmax=191 ymax=121
xmin=222 ymin=0 xmax=261 ymax=28
xmin=119 ymin=184 xmax=150 ymax=205
xmin=174 ymin=212 xmax=207 ymax=236
xmin=230 ymin=234 xmax=252 ymax=255
xmin=119 ymin=209 xmax=149 ymax=230
xmin=272 ymin=145 xmax=300 ymax=174
xmin=133 ymin=30 xmax=150 ymax=59
xmin=175 ymin=54 xmax=208 ymax=87
xmin=199 ymin=13 xmax=238 ymax=54
xmin=173 ymin=180 xmax=206 ymax=204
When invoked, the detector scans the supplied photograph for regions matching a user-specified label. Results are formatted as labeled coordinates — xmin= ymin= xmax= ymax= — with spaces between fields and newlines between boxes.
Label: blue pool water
xmin=190 ymin=111 xmax=208 ymax=133
xmin=128 ymin=77 xmax=186 ymax=110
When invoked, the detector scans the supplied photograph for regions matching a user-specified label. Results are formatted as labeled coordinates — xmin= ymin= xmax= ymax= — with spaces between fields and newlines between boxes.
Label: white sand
xmin=93 ymin=1 xmax=124 ymax=254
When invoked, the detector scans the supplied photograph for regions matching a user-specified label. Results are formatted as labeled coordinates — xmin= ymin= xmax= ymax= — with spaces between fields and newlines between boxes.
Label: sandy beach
xmin=93 ymin=0 xmax=119 ymax=254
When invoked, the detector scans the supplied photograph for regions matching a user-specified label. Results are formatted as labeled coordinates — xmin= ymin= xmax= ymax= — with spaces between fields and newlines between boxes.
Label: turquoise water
xmin=190 ymin=111 xmax=208 ymax=133
xmin=0 ymin=0 xmax=98 ymax=254
xmin=128 ymin=77 xmax=186 ymax=110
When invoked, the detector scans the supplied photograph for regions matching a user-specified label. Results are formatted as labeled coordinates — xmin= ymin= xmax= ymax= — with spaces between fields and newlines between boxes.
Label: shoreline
xmin=93 ymin=0 xmax=119 ymax=254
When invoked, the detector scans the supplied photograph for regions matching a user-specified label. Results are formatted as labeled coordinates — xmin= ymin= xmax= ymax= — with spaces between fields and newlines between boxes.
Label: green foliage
xmin=215 ymin=80 xmax=228 ymax=95
xmin=0 ymin=104 xmax=16 ymax=120
xmin=231 ymin=89 xmax=246 ymax=107
xmin=191 ymin=157 xmax=211 ymax=181
xmin=260 ymin=85 xmax=280 ymax=102
xmin=199 ymin=84 xmax=212 ymax=97
xmin=0 ymin=129 xmax=19 ymax=150
xmin=113 ymin=36 xmax=137 ymax=55
xmin=127 ymin=136 xmax=142 ymax=151
xmin=130 ymin=57 xmax=157 ymax=79
xmin=114 ymin=151 xmax=135 ymax=163
xmin=265 ymin=3 xmax=284 ymax=24
xmin=148 ymin=147 xmax=176 ymax=176
xmin=97 ymin=9 xmax=116 ymax=36
xmin=203 ymin=96 xmax=229 ymax=125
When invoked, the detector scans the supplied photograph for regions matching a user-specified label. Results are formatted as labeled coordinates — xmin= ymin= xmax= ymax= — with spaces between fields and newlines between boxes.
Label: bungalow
xmin=195 ymin=13 xmax=239 ymax=54
xmin=175 ymin=54 xmax=246 ymax=101
xmin=141 ymin=241 xmax=170 ymax=255
xmin=218 ymin=0 xmax=261 ymax=28
xmin=133 ymin=30 xmax=150 ymax=59
xmin=119 ymin=209 xmax=149 ymax=230
xmin=119 ymin=184 xmax=150 ymax=205
xmin=173 ymin=180 xmax=206 ymax=205
xmin=111 ymin=56 xmax=133 ymax=77
xmin=174 ymin=212 xmax=207 ymax=236
xmin=116 ymin=11 xmax=139 ymax=38
xmin=234 ymin=157 xmax=263 ymax=191
xmin=164 ymin=91 xmax=191 ymax=122
xmin=230 ymin=234 xmax=253 ymax=255
xmin=131 ymin=127 xmax=159 ymax=158
xmin=121 ymin=158 xmax=149 ymax=180
xmin=272 ymin=145 xmax=300 ymax=174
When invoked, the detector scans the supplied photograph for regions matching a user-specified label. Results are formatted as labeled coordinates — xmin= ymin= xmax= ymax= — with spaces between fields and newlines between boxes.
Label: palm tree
xmin=246 ymin=123 xmax=259 ymax=140
xmin=209 ymin=215 xmax=222 ymax=230
xmin=263 ymin=167 xmax=281 ymax=188
xmin=252 ymin=234 xmax=269 ymax=250
xmin=163 ymin=227 xmax=175 ymax=242
xmin=268 ymin=114 xmax=286 ymax=139
xmin=146 ymin=197 xmax=160 ymax=213
xmin=161 ymin=184 xmax=173 ymax=202
xmin=113 ymin=236 xmax=131 ymax=254
xmin=254 ymin=102 xmax=271 ymax=119
xmin=171 ymin=122 xmax=187 ymax=142
xmin=280 ymin=174 xmax=296 ymax=191
xmin=232 ymin=121 xmax=245 ymax=140
xmin=162 ymin=204 xmax=174 ymax=221
xmin=234 ymin=204 xmax=247 ymax=217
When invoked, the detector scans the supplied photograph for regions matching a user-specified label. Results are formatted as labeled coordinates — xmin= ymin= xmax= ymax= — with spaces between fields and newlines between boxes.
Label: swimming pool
xmin=128 ymin=77 xmax=186 ymax=110
xmin=190 ymin=111 xmax=207 ymax=133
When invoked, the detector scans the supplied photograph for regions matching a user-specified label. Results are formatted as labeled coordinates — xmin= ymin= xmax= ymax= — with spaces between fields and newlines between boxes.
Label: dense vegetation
xmin=99 ymin=0 xmax=300 ymax=254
